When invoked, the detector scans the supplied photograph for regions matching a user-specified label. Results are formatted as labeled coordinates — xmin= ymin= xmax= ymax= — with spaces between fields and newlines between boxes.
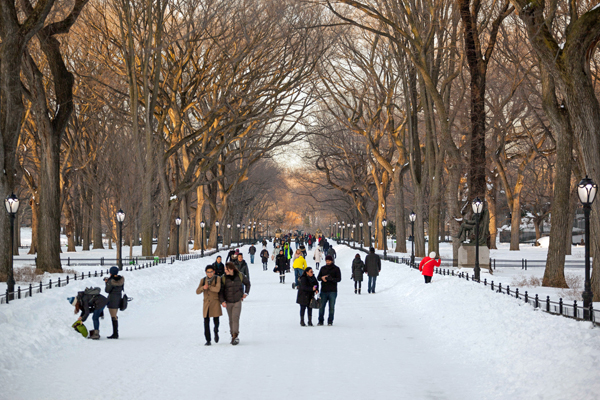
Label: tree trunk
xmin=28 ymin=197 xmax=39 ymax=254
xmin=64 ymin=201 xmax=77 ymax=252
xmin=92 ymin=187 xmax=104 ymax=249
xmin=486 ymin=171 xmax=498 ymax=249
xmin=193 ymin=186 xmax=205 ymax=250
xmin=414 ymin=184 xmax=426 ymax=257
xmin=394 ymin=170 xmax=407 ymax=253
xmin=509 ymin=194 xmax=521 ymax=251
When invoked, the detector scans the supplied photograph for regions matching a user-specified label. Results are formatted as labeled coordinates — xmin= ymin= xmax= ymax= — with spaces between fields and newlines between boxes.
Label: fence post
xmin=484 ymin=279 xmax=487 ymax=286
xmin=559 ymin=298 xmax=563 ymax=315
xmin=574 ymin=301 xmax=578 ymax=318
xmin=49 ymin=279 xmax=52 ymax=289
xmin=101 ymin=257 xmax=104 ymax=266
xmin=66 ymin=275 xmax=69 ymax=285
xmin=546 ymin=296 xmax=550 ymax=312
xmin=466 ymin=274 xmax=469 ymax=281
xmin=498 ymin=282 xmax=502 ymax=293
xmin=507 ymin=285 xmax=510 ymax=295
xmin=525 ymin=259 xmax=527 ymax=270
xmin=29 ymin=283 xmax=32 ymax=297
xmin=5 ymin=289 xmax=8 ymax=304
xmin=525 ymin=291 xmax=528 ymax=303
xmin=491 ymin=281 xmax=494 ymax=290
xmin=534 ymin=294 xmax=539 ymax=308
xmin=18 ymin=286 xmax=21 ymax=299
xmin=521 ymin=259 xmax=524 ymax=269
xmin=68 ymin=257 xmax=70 ymax=266
xmin=58 ymin=277 xmax=61 ymax=287
xmin=515 ymin=288 xmax=519 ymax=299
xmin=40 ymin=281 xmax=43 ymax=293
xmin=81 ymin=272 xmax=84 ymax=280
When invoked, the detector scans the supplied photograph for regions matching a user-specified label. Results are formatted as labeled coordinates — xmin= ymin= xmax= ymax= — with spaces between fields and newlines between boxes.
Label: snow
xmin=1 ymin=241 xmax=600 ymax=399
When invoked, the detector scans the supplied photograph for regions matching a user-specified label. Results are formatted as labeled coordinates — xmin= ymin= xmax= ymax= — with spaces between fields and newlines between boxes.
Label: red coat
xmin=419 ymin=257 xmax=441 ymax=277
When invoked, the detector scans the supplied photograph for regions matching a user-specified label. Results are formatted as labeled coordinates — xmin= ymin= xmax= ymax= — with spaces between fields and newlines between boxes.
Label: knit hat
xmin=67 ymin=297 xmax=77 ymax=306
xmin=325 ymin=255 xmax=334 ymax=262
xmin=110 ymin=266 xmax=119 ymax=276
xmin=429 ymin=252 xmax=436 ymax=259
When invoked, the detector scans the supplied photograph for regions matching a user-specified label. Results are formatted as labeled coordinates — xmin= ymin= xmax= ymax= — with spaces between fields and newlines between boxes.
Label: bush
xmin=559 ymin=274 xmax=583 ymax=301
xmin=511 ymin=275 xmax=542 ymax=287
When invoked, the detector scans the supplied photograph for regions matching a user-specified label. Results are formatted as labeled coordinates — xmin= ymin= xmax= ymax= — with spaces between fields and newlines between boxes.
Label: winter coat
xmin=249 ymin=246 xmax=257 ymax=255
xmin=313 ymin=247 xmax=323 ymax=263
xmin=296 ymin=274 xmax=318 ymax=306
xmin=351 ymin=258 xmax=365 ymax=281
xmin=260 ymin=249 xmax=269 ymax=263
xmin=326 ymin=247 xmax=336 ymax=259
xmin=299 ymin=245 xmax=307 ymax=257
xmin=283 ymin=245 xmax=294 ymax=260
xmin=293 ymin=255 xmax=308 ymax=271
xmin=219 ymin=272 xmax=251 ymax=303
xmin=275 ymin=253 xmax=288 ymax=272
xmin=77 ymin=292 xmax=108 ymax=322
xmin=196 ymin=276 xmax=222 ymax=318
xmin=365 ymin=253 xmax=381 ymax=277
xmin=419 ymin=256 xmax=441 ymax=277
xmin=212 ymin=261 xmax=225 ymax=276
xmin=323 ymin=240 xmax=330 ymax=253
xmin=104 ymin=275 xmax=125 ymax=309
xmin=317 ymin=263 xmax=342 ymax=293
xmin=235 ymin=259 xmax=250 ymax=279
xmin=226 ymin=250 xmax=237 ymax=263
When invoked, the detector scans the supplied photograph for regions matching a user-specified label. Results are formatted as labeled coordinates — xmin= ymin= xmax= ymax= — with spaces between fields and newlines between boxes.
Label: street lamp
xmin=242 ymin=224 xmax=246 ymax=245
xmin=382 ymin=219 xmax=388 ymax=258
xmin=237 ymin=223 xmax=241 ymax=247
xmin=5 ymin=193 xmax=19 ymax=300
xmin=200 ymin=221 xmax=205 ymax=256
xmin=578 ymin=176 xmax=598 ymax=320
xmin=341 ymin=224 xmax=345 ymax=245
xmin=368 ymin=221 xmax=372 ymax=247
xmin=359 ymin=222 xmax=363 ymax=247
xmin=116 ymin=209 xmax=125 ymax=269
xmin=409 ymin=211 xmax=416 ymax=268
xmin=175 ymin=217 xmax=182 ymax=260
xmin=215 ymin=220 xmax=220 ymax=251
xmin=227 ymin=224 xmax=231 ymax=248
xmin=352 ymin=224 xmax=356 ymax=246
xmin=253 ymin=221 xmax=257 ymax=242
xmin=472 ymin=197 xmax=484 ymax=281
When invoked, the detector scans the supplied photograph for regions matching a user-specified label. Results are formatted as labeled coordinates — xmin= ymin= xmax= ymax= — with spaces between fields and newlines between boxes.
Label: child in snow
xmin=419 ymin=252 xmax=441 ymax=283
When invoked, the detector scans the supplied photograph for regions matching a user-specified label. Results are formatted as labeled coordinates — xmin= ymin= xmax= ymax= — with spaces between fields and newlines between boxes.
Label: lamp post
xmin=352 ymin=224 xmax=356 ymax=246
xmin=368 ymin=221 xmax=372 ymax=248
xmin=578 ymin=176 xmax=598 ymax=320
xmin=5 ymin=193 xmax=19 ymax=299
xmin=200 ymin=221 xmax=205 ymax=256
xmin=237 ymin=223 xmax=241 ymax=247
xmin=382 ymin=219 xmax=388 ymax=258
xmin=214 ymin=220 xmax=220 ymax=251
xmin=409 ymin=211 xmax=416 ymax=268
xmin=329 ymin=224 xmax=332 ymax=238
xmin=175 ymin=217 xmax=182 ymax=260
xmin=242 ymin=224 xmax=246 ymax=245
xmin=472 ymin=197 xmax=484 ymax=281
xmin=359 ymin=222 xmax=363 ymax=247
xmin=227 ymin=224 xmax=231 ymax=248
xmin=341 ymin=224 xmax=345 ymax=245
xmin=116 ymin=209 xmax=125 ymax=269
xmin=253 ymin=221 xmax=257 ymax=242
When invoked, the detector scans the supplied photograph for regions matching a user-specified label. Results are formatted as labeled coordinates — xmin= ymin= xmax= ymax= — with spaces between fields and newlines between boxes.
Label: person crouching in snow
xmin=104 ymin=266 xmax=124 ymax=339
xmin=351 ymin=254 xmax=365 ymax=294
xmin=419 ymin=252 xmax=441 ymax=283
xmin=297 ymin=267 xmax=318 ymax=326
xmin=196 ymin=265 xmax=222 ymax=346
xmin=68 ymin=288 xmax=108 ymax=340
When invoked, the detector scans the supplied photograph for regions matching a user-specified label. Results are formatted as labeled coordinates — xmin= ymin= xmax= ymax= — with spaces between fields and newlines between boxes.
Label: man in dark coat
xmin=317 ymin=255 xmax=342 ymax=326
xmin=235 ymin=254 xmax=250 ymax=279
xmin=219 ymin=262 xmax=251 ymax=345
xmin=260 ymin=248 xmax=269 ymax=271
xmin=248 ymin=245 xmax=257 ymax=264
xmin=364 ymin=247 xmax=381 ymax=294
xmin=212 ymin=255 xmax=225 ymax=276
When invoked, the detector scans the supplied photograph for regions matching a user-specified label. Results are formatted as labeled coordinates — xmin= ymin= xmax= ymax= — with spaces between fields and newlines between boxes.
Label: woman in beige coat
xmin=196 ymin=265 xmax=222 ymax=346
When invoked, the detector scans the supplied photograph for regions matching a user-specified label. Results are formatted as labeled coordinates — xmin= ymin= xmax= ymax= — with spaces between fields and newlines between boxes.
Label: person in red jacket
xmin=419 ymin=252 xmax=441 ymax=283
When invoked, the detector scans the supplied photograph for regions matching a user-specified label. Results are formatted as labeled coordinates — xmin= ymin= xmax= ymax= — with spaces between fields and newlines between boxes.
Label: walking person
xmin=419 ymin=252 xmax=441 ymax=283
xmin=275 ymin=249 xmax=288 ymax=283
xmin=212 ymin=255 xmax=225 ymax=276
xmin=235 ymin=253 xmax=250 ymax=279
xmin=292 ymin=249 xmax=307 ymax=289
xmin=351 ymin=254 xmax=365 ymax=294
xmin=364 ymin=248 xmax=381 ymax=294
xmin=322 ymin=238 xmax=329 ymax=255
xmin=297 ymin=267 xmax=318 ymax=326
xmin=219 ymin=262 xmax=251 ymax=345
xmin=196 ymin=265 xmax=222 ymax=345
xmin=283 ymin=242 xmax=293 ymax=273
xmin=295 ymin=236 xmax=300 ymax=250
xmin=104 ymin=266 xmax=124 ymax=339
xmin=326 ymin=246 xmax=336 ymax=261
xmin=226 ymin=249 xmax=239 ymax=263
xmin=313 ymin=246 xmax=323 ymax=270
xmin=68 ymin=288 xmax=108 ymax=340
xmin=249 ymin=244 xmax=257 ymax=264
xmin=317 ymin=255 xmax=342 ymax=326
xmin=260 ymin=247 xmax=270 ymax=271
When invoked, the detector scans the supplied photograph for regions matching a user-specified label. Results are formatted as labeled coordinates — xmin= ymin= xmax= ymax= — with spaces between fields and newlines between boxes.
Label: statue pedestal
xmin=458 ymin=245 xmax=490 ymax=270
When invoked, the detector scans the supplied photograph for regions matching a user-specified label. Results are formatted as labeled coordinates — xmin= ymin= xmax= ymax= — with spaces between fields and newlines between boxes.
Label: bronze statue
xmin=456 ymin=209 xmax=489 ymax=246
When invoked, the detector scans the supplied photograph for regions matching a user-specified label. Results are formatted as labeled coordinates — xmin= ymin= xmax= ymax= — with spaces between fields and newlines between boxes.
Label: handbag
xmin=119 ymin=294 xmax=130 ymax=311
xmin=309 ymin=295 xmax=321 ymax=309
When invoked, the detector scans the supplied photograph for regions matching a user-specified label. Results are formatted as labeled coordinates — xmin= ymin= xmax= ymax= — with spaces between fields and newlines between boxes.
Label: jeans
xmin=92 ymin=306 xmax=106 ymax=330
xmin=263 ymin=262 xmax=268 ymax=271
xmin=315 ymin=262 xmax=320 ymax=270
xmin=250 ymin=254 xmax=255 ymax=264
xmin=295 ymin=243 xmax=299 ymax=249
xmin=368 ymin=276 xmax=377 ymax=293
xmin=318 ymin=292 xmax=337 ymax=324
xmin=294 ymin=269 xmax=303 ymax=287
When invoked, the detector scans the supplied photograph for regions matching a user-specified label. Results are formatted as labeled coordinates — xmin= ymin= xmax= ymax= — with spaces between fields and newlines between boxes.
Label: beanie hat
xmin=429 ymin=252 xmax=436 ymax=259
xmin=370 ymin=247 xmax=375 ymax=253
xmin=110 ymin=266 xmax=119 ymax=276
xmin=325 ymin=255 xmax=334 ymax=262
xmin=67 ymin=297 xmax=77 ymax=306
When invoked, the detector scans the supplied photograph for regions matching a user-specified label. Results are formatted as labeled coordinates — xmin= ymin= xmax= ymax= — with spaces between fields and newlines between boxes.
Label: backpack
xmin=84 ymin=287 xmax=101 ymax=296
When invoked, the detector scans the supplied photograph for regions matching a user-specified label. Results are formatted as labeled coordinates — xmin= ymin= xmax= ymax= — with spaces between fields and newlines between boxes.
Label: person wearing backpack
xmin=219 ymin=262 xmax=251 ymax=345
xmin=196 ymin=265 xmax=222 ymax=346
xmin=260 ymin=247 xmax=269 ymax=271
xmin=68 ymin=288 xmax=108 ymax=340
xmin=326 ymin=246 xmax=336 ymax=261
xmin=248 ymin=245 xmax=257 ymax=264
xmin=104 ymin=266 xmax=124 ymax=339
xmin=351 ymin=254 xmax=365 ymax=294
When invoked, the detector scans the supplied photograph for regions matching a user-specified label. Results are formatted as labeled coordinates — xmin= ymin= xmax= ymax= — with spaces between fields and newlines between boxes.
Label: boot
xmin=358 ymin=288 xmax=361 ymax=295
xmin=90 ymin=330 xmax=100 ymax=340
xmin=231 ymin=334 xmax=239 ymax=345
xmin=107 ymin=318 xmax=119 ymax=339
xmin=300 ymin=317 xmax=306 ymax=327
xmin=307 ymin=316 xmax=313 ymax=327
xmin=214 ymin=328 xmax=219 ymax=343
xmin=354 ymin=288 xmax=357 ymax=294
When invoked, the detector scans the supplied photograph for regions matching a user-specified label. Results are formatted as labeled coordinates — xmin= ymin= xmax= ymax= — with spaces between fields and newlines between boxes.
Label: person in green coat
xmin=351 ymin=254 xmax=365 ymax=294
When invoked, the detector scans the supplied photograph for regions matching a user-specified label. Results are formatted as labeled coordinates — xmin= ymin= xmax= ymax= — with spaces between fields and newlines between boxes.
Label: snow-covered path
xmin=1 ymin=242 xmax=599 ymax=400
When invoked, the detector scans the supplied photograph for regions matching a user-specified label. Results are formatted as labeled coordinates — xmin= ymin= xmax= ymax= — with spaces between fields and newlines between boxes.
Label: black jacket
xmin=235 ymin=259 xmax=250 ymax=279
xmin=213 ymin=261 xmax=225 ymax=276
xmin=275 ymin=253 xmax=287 ymax=272
xmin=365 ymin=253 xmax=381 ymax=277
xmin=105 ymin=276 xmax=125 ymax=309
xmin=296 ymin=274 xmax=318 ymax=306
xmin=260 ymin=249 xmax=269 ymax=263
xmin=226 ymin=250 xmax=237 ymax=263
xmin=326 ymin=247 xmax=336 ymax=259
xmin=249 ymin=246 xmax=257 ymax=255
xmin=219 ymin=272 xmax=251 ymax=303
xmin=77 ymin=292 xmax=108 ymax=322
xmin=317 ymin=263 xmax=342 ymax=292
